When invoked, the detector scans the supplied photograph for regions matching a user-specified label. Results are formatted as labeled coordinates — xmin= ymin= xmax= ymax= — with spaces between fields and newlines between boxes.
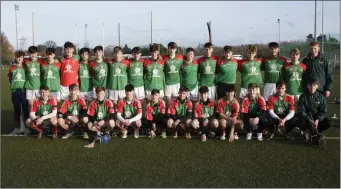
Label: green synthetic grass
xmin=1 ymin=68 xmax=340 ymax=188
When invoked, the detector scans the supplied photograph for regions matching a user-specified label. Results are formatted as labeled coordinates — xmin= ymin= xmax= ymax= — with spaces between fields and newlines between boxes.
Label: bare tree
xmin=0 ymin=32 xmax=15 ymax=64
xmin=44 ymin=40 xmax=57 ymax=48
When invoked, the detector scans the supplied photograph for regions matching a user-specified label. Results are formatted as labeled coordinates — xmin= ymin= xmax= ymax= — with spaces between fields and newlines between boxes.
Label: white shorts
xmin=263 ymin=83 xmax=277 ymax=101
xmin=239 ymin=87 xmax=260 ymax=99
xmin=60 ymin=85 xmax=70 ymax=100
xmin=26 ymin=89 xmax=40 ymax=100
xmin=80 ymin=91 xmax=93 ymax=101
xmin=134 ymin=86 xmax=146 ymax=100
xmin=50 ymin=92 xmax=61 ymax=101
xmin=187 ymin=86 xmax=199 ymax=101
xmin=92 ymin=88 xmax=109 ymax=99
xmin=165 ymin=83 xmax=180 ymax=98
xmin=145 ymin=90 xmax=164 ymax=100
xmin=108 ymin=90 xmax=126 ymax=101
xmin=199 ymin=86 xmax=216 ymax=100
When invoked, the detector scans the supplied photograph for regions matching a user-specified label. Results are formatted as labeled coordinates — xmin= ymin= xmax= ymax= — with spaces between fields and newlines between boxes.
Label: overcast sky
xmin=1 ymin=1 xmax=340 ymax=49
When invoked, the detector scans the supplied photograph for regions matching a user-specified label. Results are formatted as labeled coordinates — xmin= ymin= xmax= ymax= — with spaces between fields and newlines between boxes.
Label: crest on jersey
xmin=225 ymin=110 xmax=231 ymax=116
xmin=114 ymin=67 xmax=123 ymax=76
xmin=270 ymin=64 xmax=279 ymax=72
xmin=277 ymin=106 xmax=284 ymax=114
xmin=249 ymin=65 xmax=258 ymax=75
xmin=203 ymin=112 xmax=209 ymax=119
xmin=72 ymin=109 xmax=78 ymax=116
xmin=290 ymin=71 xmax=301 ymax=81
xmin=133 ymin=67 xmax=142 ymax=76
xmin=205 ymin=65 xmax=212 ymax=74
xmin=169 ymin=65 xmax=177 ymax=73
xmin=30 ymin=67 xmax=39 ymax=76
xmin=15 ymin=73 xmax=24 ymax=81
xmin=47 ymin=69 xmax=55 ymax=79
xmin=99 ymin=68 xmax=106 ymax=78
xmin=124 ymin=111 xmax=132 ymax=118
xmin=65 ymin=62 xmax=73 ymax=73
xmin=81 ymin=70 xmax=89 ymax=78
xmin=42 ymin=110 xmax=48 ymax=116
xmin=97 ymin=112 xmax=104 ymax=119
xmin=152 ymin=69 xmax=160 ymax=77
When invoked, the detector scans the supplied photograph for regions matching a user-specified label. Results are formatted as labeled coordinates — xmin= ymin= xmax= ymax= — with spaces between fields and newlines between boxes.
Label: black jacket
xmin=298 ymin=91 xmax=327 ymax=122
xmin=302 ymin=53 xmax=333 ymax=93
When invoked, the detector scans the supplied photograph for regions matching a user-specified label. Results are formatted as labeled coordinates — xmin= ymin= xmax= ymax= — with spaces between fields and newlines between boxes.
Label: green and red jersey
xmin=282 ymin=63 xmax=307 ymax=95
xmin=167 ymin=98 xmax=193 ymax=117
xmin=143 ymin=59 xmax=165 ymax=91
xmin=262 ymin=56 xmax=287 ymax=83
xmin=197 ymin=56 xmax=219 ymax=87
xmin=8 ymin=64 xmax=26 ymax=92
xmin=78 ymin=62 xmax=93 ymax=92
xmin=41 ymin=61 xmax=61 ymax=92
xmin=127 ymin=59 xmax=145 ymax=88
xmin=87 ymin=99 xmax=114 ymax=121
xmin=217 ymin=98 xmax=240 ymax=118
xmin=238 ymin=58 xmax=263 ymax=88
xmin=107 ymin=59 xmax=130 ymax=90
xmin=145 ymin=99 xmax=166 ymax=121
xmin=89 ymin=60 xmax=108 ymax=88
xmin=267 ymin=94 xmax=295 ymax=115
xmin=24 ymin=58 xmax=43 ymax=90
xmin=59 ymin=55 xmax=80 ymax=86
xmin=59 ymin=97 xmax=87 ymax=117
xmin=31 ymin=97 xmax=57 ymax=117
xmin=216 ymin=58 xmax=238 ymax=84
xmin=116 ymin=99 xmax=142 ymax=119
xmin=241 ymin=95 xmax=266 ymax=116
xmin=180 ymin=60 xmax=198 ymax=91
xmin=194 ymin=99 xmax=215 ymax=119
xmin=162 ymin=54 xmax=184 ymax=85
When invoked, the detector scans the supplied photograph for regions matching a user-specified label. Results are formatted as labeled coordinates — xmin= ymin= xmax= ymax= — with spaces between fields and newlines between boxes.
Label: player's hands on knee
xmin=71 ymin=116 xmax=79 ymax=123
xmin=123 ymin=119 xmax=131 ymax=126
xmin=173 ymin=119 xmax=180 ymax=127
xmin=36 ymin=117 xmax=44 ymax=125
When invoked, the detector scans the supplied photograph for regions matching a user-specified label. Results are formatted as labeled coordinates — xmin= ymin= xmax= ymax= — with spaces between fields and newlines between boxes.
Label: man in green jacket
xmin=302 ymin=42 xmax=333 ymax=98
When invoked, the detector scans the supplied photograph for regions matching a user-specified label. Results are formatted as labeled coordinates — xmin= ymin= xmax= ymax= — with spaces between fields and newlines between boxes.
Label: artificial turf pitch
xmin=1 ymin=69 xmax=340 ymax=188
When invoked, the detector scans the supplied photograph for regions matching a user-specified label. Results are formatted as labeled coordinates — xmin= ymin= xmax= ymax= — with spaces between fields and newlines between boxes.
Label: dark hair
xmin=204 ymin=42 xmax=213 ymax=48
xmin=46 ymin=48 xmax=55 ymax=55
xmin=125 ymin=84 xmax=134 ymax=92
xmin=168 ymin=42 xmax=177 ymax=49
xmin=248 ymin=45 xmax=257 ymax=52
xmin=276 ymin=81 xmax=287 ymax=88
xmin=94 ymin=46 xmax=103 ymax=53
xmin=199 ymin=86 xmax=209 ymax=94
xmin=248 ymin=82 xmax=258 ymax=89
xmin=223 ymin=46 xmax=232 ymax=52
xmin=69 ymin=84 xmax=79 ymax=90
xmin=113 ymin=46 xmax=122 ymax=54
xmin=64 ymin=41 xmax=74 ymax=49
xmin=268 ymin=42 xmax=279 ymax=48
xmin=132 ymin=47 xmax=141 ymax=54
xmin=308 ymin=78 xmax=318 ymax=85
xmin=309 ymin=42 xmax=320 ymax=47
xmin=225 ymin=85 xmax=236 ymax=93
xmin=151 ymin=89 xmax=160 ymax=95
xmin=149 ymin=44 xmax=159 ymax=53
xmin=40 ymin=85 xmax=50 ymax=91
xmin=28 ymin=46 xmax=38 ymax=54
xmin=14 ymin=50 xmax=25 ymax=58
xmin=186 ymin=47 xmax=195 ymax=54
xmin=79 ymin=48 xmax=90 ymax=55
xmin=179 ymin=86 xmax=188 ymax=93
xmin=95 ymin=86 xmax=106 ymax=94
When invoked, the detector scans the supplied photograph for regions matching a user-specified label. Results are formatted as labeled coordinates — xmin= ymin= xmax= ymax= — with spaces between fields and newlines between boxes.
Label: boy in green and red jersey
xmin=116 ymin=84 xmax=143 ymax=139
xmin=162 ymin=42 xmax=184 ymax=106
xmin=181 ymin=48 xmax=199 ymax=102
xmin=262 ymin=42 xmax=287 ymax=101
xmin=238 ymin=45 xmax=262 ymax=99
xmin=25 ymin=86 xmax=58 ymax=139
xmin=191 ymin=86 xmax=218 ymax=142
xmin=197 ymin=42 xmax=219 ymax=100
xmin=144 ymin=44 xmax=165 ymax=100
xmin=217 ymin=86 xmax=244 ymax=143
xmin=59 ymin=42 xmax=80 ymax=100
xmin=127 ymin=47 xmax=146 ymax=104
xmin=8 ymin=50 xmax=30 ymax=135
xmin=41 ymin=48 xmax=61 ymax=101
xmin=282 ymin=48 xmax=307 ymax=102
xmin=167 ymin=86 xmax=193 ymax=139
xmin=78 ymin=48 xmax=93 ymax=102
xmin=216 ymin=46 xmax=238 ymax=100
xmin=107 ymin=46 xmax=130 ymax=105
xmin=58 ymin=84 xmax=89 ymax=140
xmin=89 ymin=46 xmax=108 ymax=99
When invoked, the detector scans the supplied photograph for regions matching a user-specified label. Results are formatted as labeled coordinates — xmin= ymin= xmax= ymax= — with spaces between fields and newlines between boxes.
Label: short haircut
xmin=40 ymin=85 xmax=50 ymax=91
xmin=179 ymin=86 xmax=188 ymax=93
xmin=310 ymin=42 xmax=320 ymax=47
xmin=268 ymin=42 xmax=279 ymax=48
xmin=149 ymin=44 xmax=159 ymax=53
xmin=223 ymin=46 xmax=232 ymax=52
xmin=204 ymin=42 xmax=213 ymax=48
xmin=276 ymin=80 xmax=287 ymax=88
xmin=46 ymin=48 xmax=55 ymax=55
xmin=290 ymin=48 xmax=300 ymax=54
xmin=64 ymin=41 xmax=74 ymax=49
xmin=125 ymin=84 xmax=134 ymax=92
xmin=113 ymin=46 xmax=122 ymax=54
xmin=199 ymin=86 xmax=209 ymax=94
xmin=248 ymin=82 xmax=258 ymax=89
xmin=69 ymin=83 xmax=79 ymax=90
xmin=94 ymin=46 xmax=103 ymax=53
xmin=308 ymin=79 xmax=318 ymax=86
xmin=14 ymin=50 xmax=25 ymax=58
xmin=132 ymin=47 xmax=141 ymax=54
xmin=151 ymin=89 xmax=160 ymax=95
xmin=186 ymin=47 xmax=195 ymax=54
xmin=28 ymin=46 xmax=38 ymax=54
xmin=248 ymin=45 xmax=257 ymax=52
xmin=79 ymin=47 xmax=90 ymax=55
xmin=95 ymin=86 xmax=106 ymax=94
xmin=168 ymin=42 xmax=177 ymax=49
xmin=225 ymin=85 xmax=236 ymax=93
